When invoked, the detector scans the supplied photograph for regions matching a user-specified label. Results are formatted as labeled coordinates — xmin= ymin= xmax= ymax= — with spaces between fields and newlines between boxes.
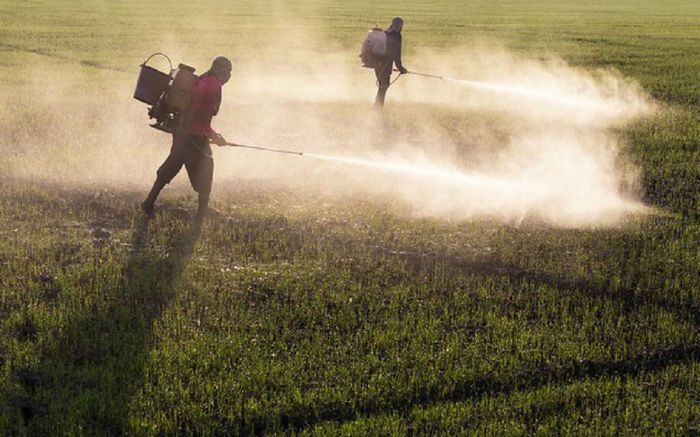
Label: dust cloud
xmin=1 ymin=25 xmax=655 ymax=227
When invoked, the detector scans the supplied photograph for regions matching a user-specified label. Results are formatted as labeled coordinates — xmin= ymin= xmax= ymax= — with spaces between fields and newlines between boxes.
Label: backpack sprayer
xmin=360 ymin=27 xmax=405 ymax=86
xmin=133 ymin=53 xmax=197 ymax=133
xmin=359 ymin=27 xmax=386 ymax=69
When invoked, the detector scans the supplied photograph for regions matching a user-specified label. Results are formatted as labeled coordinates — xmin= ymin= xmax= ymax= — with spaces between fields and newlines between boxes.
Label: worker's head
xmin=388 ymin=16 xmax=404 ymax=33
xmin=210 ymin=56 xmax=233 ymax=85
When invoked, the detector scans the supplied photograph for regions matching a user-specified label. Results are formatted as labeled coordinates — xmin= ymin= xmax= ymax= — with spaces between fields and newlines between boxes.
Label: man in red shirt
xmin=142 ymin=56 xmax=232 ymax=222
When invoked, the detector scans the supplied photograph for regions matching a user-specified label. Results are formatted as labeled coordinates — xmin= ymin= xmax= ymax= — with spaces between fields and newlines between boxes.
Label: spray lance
xmin=393 ymin=68 xmax=444 ymax=80
xmin=396 ymin=69 xmax=442 ymax=80
xmin=222 ymin=142 xmax=303 ymax=156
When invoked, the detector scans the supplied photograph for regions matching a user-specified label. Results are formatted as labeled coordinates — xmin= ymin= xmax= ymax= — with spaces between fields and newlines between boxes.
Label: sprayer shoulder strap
xmin=212 ymin=86 xmax=222 ymax=116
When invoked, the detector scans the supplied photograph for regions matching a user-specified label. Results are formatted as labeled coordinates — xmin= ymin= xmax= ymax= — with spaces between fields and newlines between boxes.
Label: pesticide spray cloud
xmin=212 ymin=41 xmax=654 ymax=227
xmin=0 ymin=22 xmax=654 ymax=227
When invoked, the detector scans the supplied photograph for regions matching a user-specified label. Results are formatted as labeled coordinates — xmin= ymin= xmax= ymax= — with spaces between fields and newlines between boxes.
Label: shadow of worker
xmin=19 ymin=216 xmax=201 ymax=434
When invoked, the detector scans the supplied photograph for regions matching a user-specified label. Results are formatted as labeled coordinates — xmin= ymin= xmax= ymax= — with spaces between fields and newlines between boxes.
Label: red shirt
xmin=184 ymin=75 xmax=221 ymax=137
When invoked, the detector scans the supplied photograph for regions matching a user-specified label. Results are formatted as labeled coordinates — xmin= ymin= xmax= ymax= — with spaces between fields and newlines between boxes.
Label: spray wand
xmin=394 ymin=69 xmax=443 ymax=80
xmin=394 ymin=68 xmax=447 ymax=81
xmin=223 ymin=142 xmax=303 ymax=156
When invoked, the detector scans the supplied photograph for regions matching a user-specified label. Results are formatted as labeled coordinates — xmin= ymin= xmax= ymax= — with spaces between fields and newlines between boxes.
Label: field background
xmin=1 ymin=0 xmax=699 ymax=435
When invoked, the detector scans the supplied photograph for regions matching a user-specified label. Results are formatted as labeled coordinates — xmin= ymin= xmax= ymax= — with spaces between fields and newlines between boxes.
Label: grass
xmin=0 ymin=0 xmax=699 ymax=435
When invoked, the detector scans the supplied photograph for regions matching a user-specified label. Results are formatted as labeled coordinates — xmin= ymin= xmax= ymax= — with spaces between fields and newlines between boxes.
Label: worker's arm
xmin=393 ymin=33 xmax=408 ymax=74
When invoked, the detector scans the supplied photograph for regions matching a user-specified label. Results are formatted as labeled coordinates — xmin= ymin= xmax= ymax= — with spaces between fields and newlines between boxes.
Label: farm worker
xmin=142 ymin=56 xmax=233 ymax=222
xmin=374 ymin=16 xmax=408 ymax=109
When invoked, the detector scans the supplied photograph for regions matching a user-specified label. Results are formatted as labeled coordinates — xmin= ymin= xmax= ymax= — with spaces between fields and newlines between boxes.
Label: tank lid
xmin=177 ymin=63 xmax=196 ymax=72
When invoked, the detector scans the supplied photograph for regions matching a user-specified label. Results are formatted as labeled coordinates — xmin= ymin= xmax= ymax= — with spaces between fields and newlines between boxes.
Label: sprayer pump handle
xmin=142 ymin=52 xmax=173 ymax=73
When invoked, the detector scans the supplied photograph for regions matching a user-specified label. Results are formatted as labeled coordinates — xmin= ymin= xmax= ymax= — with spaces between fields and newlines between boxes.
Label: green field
xmin=1 ymin=0 xmax=699 ymax=435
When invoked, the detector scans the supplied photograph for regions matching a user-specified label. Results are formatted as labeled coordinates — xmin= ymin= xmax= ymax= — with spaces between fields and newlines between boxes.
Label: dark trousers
xmin=145 ymin=134 xmax=214 ymax=211
xmin=374 ymin=61 xmax=391 ymax=108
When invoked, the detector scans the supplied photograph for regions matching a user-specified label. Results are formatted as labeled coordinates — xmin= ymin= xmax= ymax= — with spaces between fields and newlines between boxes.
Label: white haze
xmin=2 ymin=32 xmax=655 ymax=227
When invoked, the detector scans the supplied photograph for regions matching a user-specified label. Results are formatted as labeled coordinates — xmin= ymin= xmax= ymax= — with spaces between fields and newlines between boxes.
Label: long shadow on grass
xmin=15 ymin=216 xmax=200 ymax=434
xmin=271 ymin=343 xmax=700 ymax=433
xmin=423 ymin=255 xmax=700 ymax=327
xmin=251 ymin=251 xmax=700 ymax=433
xmin=0 ymin=42 xmax=129 ymax=73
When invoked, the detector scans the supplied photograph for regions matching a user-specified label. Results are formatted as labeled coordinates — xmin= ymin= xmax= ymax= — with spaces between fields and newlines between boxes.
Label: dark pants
xmin=374 ymin=61 xmax=391 ymax=108
xmin=144 ymin=134 xmax=214 ymax=212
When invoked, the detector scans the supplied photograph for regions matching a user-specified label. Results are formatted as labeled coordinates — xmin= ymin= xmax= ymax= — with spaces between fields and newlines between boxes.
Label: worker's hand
xmin=211 ymin=133 xmax=227 ymax=146
xmin=398 ymin=67 xmax=408 ymax=75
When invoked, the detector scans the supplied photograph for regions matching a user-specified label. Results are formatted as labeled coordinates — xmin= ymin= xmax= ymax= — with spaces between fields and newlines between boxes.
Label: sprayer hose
xmin=374 ymin=62 xmax=406 ymax=88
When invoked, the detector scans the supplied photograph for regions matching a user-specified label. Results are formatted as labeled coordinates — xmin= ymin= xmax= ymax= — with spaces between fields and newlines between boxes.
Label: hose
xmin=375 ymin=63 xmax=406 ymax=88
